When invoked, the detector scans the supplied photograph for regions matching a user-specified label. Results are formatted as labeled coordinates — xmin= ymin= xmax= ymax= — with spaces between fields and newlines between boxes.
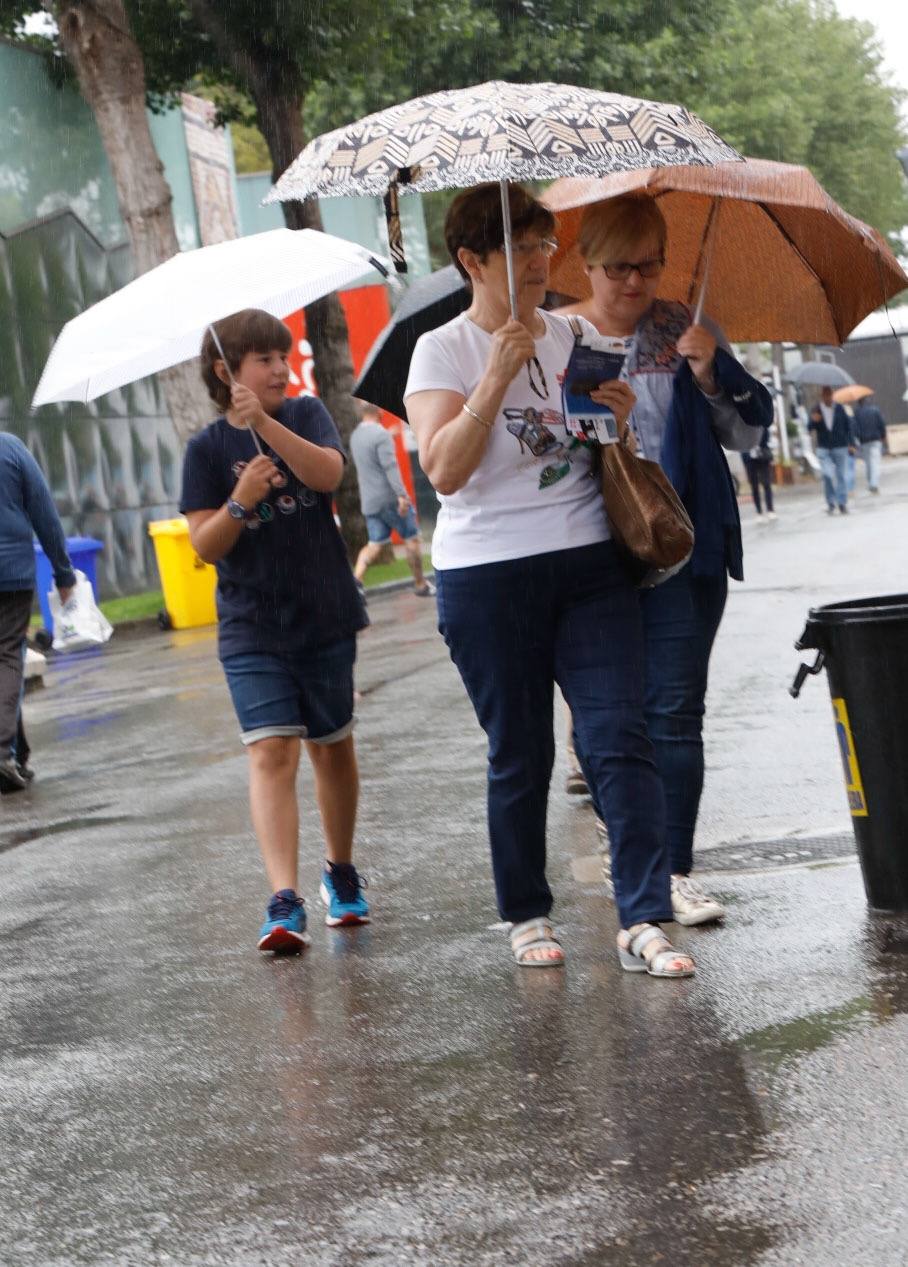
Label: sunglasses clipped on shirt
xmin=600 ymin=257 xmax=665 ymax=281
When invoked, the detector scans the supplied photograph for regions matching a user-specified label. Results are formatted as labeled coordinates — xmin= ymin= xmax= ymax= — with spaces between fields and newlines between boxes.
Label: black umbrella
xmin=354 ymin=265 xmax=469 ymax=419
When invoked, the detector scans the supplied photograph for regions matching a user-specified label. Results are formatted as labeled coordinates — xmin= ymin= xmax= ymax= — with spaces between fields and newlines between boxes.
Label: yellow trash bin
xmin=148 ymin=517 xmax=217 ymax=630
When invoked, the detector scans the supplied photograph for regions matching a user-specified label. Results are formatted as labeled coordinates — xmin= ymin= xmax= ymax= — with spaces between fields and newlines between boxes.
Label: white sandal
xmin=617 ymin=923 xmax=695 ymax=978
xmin=509 ymin=917 xmax=565 ymax=968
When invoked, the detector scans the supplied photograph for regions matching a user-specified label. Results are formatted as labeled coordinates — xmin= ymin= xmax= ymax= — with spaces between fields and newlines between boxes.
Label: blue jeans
xmin=222 ymin=637 xmax=356 ymax=746
xmin=860 ymin=440 xmax=882 ymax=490
xmin=819 ymin=446 xmax=849 ymax=509
xmin=436 ymin=542 xmax=671 ymax=929
xmin=639 ymin=567 xmax=728 ymax=876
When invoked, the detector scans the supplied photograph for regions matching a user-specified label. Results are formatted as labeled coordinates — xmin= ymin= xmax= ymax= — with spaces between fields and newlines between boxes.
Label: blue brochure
xmin=562 ymin=343 xmax=627 ymax=443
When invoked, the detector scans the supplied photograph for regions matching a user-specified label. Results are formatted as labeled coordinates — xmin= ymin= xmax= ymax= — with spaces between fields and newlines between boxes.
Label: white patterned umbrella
xmin=266 ymin=80 xmax=741 ymax=314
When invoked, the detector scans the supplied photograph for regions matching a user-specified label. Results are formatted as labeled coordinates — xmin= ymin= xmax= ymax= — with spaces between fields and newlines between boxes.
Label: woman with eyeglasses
xmin=404 ymin=182 xmax=695 ymax=977
xmin=554 ymin=195 xmax=772 ymax=928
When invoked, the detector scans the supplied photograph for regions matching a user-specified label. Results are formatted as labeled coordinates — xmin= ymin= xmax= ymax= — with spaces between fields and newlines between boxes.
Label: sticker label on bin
xmin=832 ymin=697 xmax=868 ymax=817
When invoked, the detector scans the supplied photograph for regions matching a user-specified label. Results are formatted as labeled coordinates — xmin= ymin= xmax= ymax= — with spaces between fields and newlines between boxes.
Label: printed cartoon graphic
xmin=503 ymin=407 xmax=581 ymax=489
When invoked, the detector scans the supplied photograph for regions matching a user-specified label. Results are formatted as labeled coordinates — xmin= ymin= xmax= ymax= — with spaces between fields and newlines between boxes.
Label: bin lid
xmin=148 ymin=516 xmax=190 ymax=538
xmin=807 ymin=593 xmax=908 ymax=627
xmin=33 ymin=536 xmax=103 ymax=555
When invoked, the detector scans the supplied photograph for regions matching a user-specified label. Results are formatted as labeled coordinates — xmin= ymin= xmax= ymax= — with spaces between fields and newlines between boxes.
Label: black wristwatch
xmin=227 ymin=497 xmax=249 ymax=520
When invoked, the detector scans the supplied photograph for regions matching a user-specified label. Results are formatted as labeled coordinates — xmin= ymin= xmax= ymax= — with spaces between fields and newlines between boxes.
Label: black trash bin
xmin=791 ymin=594 xmax=908 ymax=911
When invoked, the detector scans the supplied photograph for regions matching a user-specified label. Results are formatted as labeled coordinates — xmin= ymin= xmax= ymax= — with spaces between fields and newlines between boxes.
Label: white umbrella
xmin=32 ymin=228 xmax=392 ymax=407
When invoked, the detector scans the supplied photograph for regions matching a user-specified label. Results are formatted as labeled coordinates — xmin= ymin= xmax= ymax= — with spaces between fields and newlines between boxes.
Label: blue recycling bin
xmin=33 ymin=537 xmax=104 ymax=636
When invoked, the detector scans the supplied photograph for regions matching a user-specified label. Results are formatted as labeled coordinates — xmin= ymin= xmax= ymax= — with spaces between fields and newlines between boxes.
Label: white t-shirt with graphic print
xmin=404 ymin=309 xmax=610 ymax=570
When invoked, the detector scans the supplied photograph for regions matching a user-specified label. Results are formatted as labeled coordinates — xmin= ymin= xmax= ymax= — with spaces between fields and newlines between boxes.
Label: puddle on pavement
xmin=0 ymin=813 xmax=133 ymax=855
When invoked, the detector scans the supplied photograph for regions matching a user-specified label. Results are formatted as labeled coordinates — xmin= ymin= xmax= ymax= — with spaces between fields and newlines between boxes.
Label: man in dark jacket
xmin=0 ymin=432 xmax=75 ymax=791
xmin=852 ymin=394 xmax=887 ymax=493
xmin=808 ymin=386 xmax=855 ymax=514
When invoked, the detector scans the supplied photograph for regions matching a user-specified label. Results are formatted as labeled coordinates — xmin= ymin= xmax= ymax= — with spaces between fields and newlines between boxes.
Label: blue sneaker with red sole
xmin=258 ymin=889 xmax=311 ymax=954
xmin=319 ymin=861 xmax=370 ymax=926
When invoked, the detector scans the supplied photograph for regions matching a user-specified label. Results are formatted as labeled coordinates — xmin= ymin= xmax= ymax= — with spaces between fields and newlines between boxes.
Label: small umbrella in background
xmin=833 ymin=384 xmax=874 ymax=404
xmin=354 ymin=266 xmax=469 ymax=418
xmin=787 ymin=361 xmax=855 ymax=389
xmin=544 ymin=158 xmax=908 ymax=345
xmin=266 ymin=80 xmax=741 ymax=317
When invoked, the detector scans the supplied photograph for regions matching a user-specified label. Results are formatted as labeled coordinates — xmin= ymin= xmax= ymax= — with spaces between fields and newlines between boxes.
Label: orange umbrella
xmin=543 ymin=158 xmax=908 ymax=344
xmin=833 ymin=384 xmax=874 ymax=404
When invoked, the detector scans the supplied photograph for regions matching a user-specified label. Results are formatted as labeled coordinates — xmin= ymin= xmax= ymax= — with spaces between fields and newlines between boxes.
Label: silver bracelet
xmin=462 ymin=402 xmax=493 ymax=430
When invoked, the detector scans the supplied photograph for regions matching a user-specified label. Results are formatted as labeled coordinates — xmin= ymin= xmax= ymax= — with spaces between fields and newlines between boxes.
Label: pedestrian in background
xmin=852 ymin=393 xmax=887 ymax=494
xmin=742 ymin=426 xmax=776 ymax=520
xmin=808 ymin=386 xmax=855 ymax=514
xmin=554 ymin=195 xmax=771 ymax=928
xmin=349 ymin=403 xmax=434 ymax=597
xmin=0 ymin=431 xmax=75 ymax=792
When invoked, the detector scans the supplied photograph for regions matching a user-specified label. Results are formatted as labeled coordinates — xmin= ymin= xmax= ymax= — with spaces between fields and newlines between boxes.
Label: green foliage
xmin=681 ymin=0 xmax=908 ymax=243
xmin=2 ymin=0 xmax=906 ymax=241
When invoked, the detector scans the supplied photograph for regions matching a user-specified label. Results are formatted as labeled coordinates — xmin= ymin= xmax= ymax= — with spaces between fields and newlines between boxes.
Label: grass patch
xmin=363 ymin=555 xmax=432 ymax=588
xmin=98 ymin=590 xmax=165 ymax=623
xmin=28 ymin=551 xmax=433 ymax=631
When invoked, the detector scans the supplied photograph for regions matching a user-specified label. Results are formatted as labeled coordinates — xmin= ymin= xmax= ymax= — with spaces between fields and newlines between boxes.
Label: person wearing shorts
xmin=180 ymin=309 xmax=371 ymax=954
xmin=350 ymin=404 xmax=434 ymax=597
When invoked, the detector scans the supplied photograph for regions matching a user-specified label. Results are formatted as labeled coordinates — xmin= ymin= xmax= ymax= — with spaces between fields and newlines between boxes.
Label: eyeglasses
xmin=600 ymin=257 xmax=665 ymax=281
xmin=501 ymin=238 xmax=559 ymax=260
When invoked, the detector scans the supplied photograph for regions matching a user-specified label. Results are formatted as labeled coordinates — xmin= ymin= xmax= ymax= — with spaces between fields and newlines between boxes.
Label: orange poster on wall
xmin=282 ymin=284 xmax=415 ymax=501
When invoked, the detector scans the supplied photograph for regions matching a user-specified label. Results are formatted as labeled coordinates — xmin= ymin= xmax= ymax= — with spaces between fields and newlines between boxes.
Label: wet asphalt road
xmin=2 ymin=462 xmax=908 ymax=1266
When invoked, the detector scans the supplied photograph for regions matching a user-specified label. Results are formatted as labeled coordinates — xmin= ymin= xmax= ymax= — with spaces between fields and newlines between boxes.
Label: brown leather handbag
xmin=598 ymin=434 xmax=694 ymax=587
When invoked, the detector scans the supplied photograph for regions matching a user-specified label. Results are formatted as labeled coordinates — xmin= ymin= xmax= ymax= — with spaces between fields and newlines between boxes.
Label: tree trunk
xmin=252 ymin=97 xmax=367 ymax=558
xmin=184 ymin=0 xmax=367 ymax=556
xmin=48 ymin=0 xmax=213 ymax=444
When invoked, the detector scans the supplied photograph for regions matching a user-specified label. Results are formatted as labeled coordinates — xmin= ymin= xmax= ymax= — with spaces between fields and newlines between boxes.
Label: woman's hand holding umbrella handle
xmin=677 ymin=323 xmax=718 ymax=392
xmin=487 ymin=319 xmax=538 ymax=388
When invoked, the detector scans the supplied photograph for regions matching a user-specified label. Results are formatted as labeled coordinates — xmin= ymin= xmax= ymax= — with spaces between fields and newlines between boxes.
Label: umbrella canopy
xmin=543 ymin=158 xmax=908 ymax=345
xmin=833 ymin=384 xmax=874 ymax=404
xmin=354 ymin=266 xmax=469 ymax=418
xmin=32 ymin=228 xmax=391 ymax=407
xmin=266 ymin=81 xmax=741 ymax=205
xmin=266 ymin=80 xmax=741 ymax=315
xmin=787 ymin=361 xmax=855 ymax=388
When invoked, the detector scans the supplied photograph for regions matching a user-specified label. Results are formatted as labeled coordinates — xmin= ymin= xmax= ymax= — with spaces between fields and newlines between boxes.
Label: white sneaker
xmin=765 ymin=511 xmax=777 ymax=520
xmin=670 ymin=874 xmax=725 ymax=926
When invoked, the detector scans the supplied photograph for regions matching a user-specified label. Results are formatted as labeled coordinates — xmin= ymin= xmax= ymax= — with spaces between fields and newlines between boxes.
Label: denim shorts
xmin=222 ymin=637 xmax=356 ymax=746
xmin=365 ymin=503 xmax=419 ymax=544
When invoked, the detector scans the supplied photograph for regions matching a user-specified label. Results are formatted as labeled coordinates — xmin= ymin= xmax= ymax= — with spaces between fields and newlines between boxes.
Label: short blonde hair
xmin=578 ymin=196 xmax=667 ymax=267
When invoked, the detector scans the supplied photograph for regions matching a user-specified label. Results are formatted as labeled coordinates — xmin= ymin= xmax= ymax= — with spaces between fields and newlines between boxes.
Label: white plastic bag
xmin=48 ymin=570 xmax=114 ymax=653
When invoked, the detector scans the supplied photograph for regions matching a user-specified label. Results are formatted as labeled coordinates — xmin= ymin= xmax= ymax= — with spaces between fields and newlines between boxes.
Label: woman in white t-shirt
xmin=404 ymin=183 xmax=694 ymax=978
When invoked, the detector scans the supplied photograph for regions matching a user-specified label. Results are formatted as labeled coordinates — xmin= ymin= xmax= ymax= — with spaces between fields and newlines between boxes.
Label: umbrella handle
xmin=207 ymin=323 xmax=264 ymax=456
xmin=499 ymin=179 xmax=519 ymax=320
xmin=691 ymin=199 xmax=720 ymax=327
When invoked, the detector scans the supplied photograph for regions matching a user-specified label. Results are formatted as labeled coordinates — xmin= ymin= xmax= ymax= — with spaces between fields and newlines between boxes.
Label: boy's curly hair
xmin=200 ymin=309 xmax=293 ymax=410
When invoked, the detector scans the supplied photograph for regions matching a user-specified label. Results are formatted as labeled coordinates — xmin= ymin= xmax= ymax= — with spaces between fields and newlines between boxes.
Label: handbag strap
xmin=567 ymin=315 xmax=584 ymax=346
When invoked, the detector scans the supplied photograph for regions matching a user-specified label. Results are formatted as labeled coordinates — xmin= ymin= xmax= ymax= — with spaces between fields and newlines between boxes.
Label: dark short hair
xmin=200 ymin=309 xmax=292 ymax=410
xmin=445 ymin=183 xmax=556 ymax=283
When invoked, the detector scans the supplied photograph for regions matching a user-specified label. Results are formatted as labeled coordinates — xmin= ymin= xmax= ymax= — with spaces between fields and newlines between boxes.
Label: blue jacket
xmin=852 ymin=403 xmax=887 ymax=445
xmin=661 ymin=348 xmax=773 ymax=581
xmin=808 ymin=403 xmax=853 ymax=450
xmin=0 ymin=432 xmax=75 ymax=592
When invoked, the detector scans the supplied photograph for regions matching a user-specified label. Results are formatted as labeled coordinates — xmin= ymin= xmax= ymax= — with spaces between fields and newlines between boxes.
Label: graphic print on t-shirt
xmin=502 ymin=405 xmax=582 ymax=490
xmin=230 ymin=454 xmax=316 ymax=526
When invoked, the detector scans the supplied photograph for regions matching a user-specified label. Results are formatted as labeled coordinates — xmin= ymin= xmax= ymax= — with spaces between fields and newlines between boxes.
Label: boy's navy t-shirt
xmin=179 ymin=396 xmax=368 ymax=660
